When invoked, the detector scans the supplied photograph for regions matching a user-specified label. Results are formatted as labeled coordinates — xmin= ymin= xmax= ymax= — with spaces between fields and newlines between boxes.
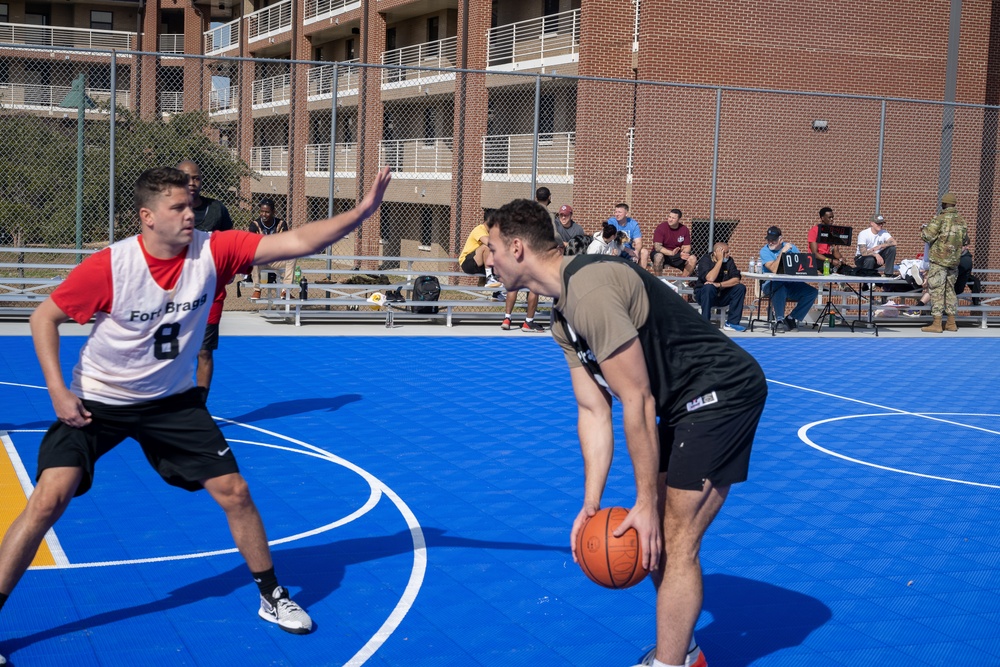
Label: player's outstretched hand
xmin=358 ymin=166 xmax=392 ymax=220
xmin=52 ymin=387 xmax=92 ymax=428
xmin=569 ymin=502 xmax=600 ymax=564
xmin=613 ymin=501 xmax=661 ymax=571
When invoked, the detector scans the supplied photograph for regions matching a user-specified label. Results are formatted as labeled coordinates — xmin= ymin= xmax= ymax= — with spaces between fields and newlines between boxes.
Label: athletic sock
xmin=525 ymin=317 xmax=534 ymax=323
xmin=252 ymin=567 xmax=279 ymax=600
xmin=504 ymin=313 xmax=512 ymax=319
xmin=652 ymin=660 xmax=682 ymax=667
xmin=0 ymin=591 xmax=7 ymax=611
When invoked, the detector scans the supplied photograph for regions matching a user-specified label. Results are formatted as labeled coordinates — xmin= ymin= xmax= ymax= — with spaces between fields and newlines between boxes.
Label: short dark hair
xmin=616 ymin=202 xmax=629 ymax=211
xmin=259 ymin=198 xmax=276 ymax=210
xmin=535 ymin=187 xmax=551 ymax=203
xmin=669 ymin=208 xmax=683 ymax=219
xmin=488 ymin=199 xmax=561 ymax=253
xmin=819 ymin=207 xmax=833 ymax=218
xmin=602 ymin=223 xmax=618 ymax=240
xmin=134 ymin=167 xmax=189 ymax=212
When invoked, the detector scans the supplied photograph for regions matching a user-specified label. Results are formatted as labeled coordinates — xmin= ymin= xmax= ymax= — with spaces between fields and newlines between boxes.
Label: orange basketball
xmin=576 ymin=506 xmax=648 ymax=589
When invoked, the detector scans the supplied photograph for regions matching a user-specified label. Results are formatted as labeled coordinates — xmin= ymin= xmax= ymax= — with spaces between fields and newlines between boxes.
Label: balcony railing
xmin=251 ymin=145 xmax=289 ymax=173
xmin=381 ymin=36 xmax=457 ymax=87
xmin=209 ymin=86 xmax=239 ymax=114
xmin=307 ymin=60 xmax=360 ymax=99
xmin=0 ymin=21 xmax=136 ymax=51
xmin=246 ymin=0 xmax=292 ymax=43
xmin=487 ymin=9 xmax=580 ymax=70
xmin=204 ymin=18 xmax=240 ymax=55
xmin=0 ymin=83 xmax=129 ymax=111
xmin=305 ymin=143 xmax=357 ymax=175
xmin=158 ymin=33 xmax=184 ymax=54
xmin=380 ymin=138 xmax=453 ymax=178
xmin=481 ymin=131 xmax=575 ymax=183
xmin=159 ymin=91 xmax=184 ymax=113
xmin=304 ymin=0 xmax=360 ymax=25
xmin=252 ymin=72 xmax=291 ymax=107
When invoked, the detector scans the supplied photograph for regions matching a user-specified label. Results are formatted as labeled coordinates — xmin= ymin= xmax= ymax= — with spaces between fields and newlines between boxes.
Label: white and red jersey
xmin=52 ymin=230 xmax=261 ymax=404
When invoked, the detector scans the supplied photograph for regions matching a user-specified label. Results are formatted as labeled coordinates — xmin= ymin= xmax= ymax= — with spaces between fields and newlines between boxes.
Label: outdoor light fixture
xmin=812 ymin=119 xmax=829 ymax=131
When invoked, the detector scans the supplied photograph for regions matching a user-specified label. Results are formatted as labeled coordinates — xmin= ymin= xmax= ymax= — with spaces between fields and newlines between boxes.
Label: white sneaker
xmin=632 ymin=644 xmax=705 ymax=667
xmin=258 ymin=586 xmax=313 ymax=635
xmin=485 ymin=276 xmax=503 ymax=288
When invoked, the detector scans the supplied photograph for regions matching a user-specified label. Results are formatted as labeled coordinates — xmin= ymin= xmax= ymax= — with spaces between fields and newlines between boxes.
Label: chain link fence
xmin=2 ymin=44 xmax=999 ymax=284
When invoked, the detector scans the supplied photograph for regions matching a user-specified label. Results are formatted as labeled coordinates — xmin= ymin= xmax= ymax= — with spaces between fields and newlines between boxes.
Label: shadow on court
xmin=698 ymin=574 xmax=831 ymax=667
xmin=219 ymin=395 xmax=363 ymax=425
xmin=4 ymin=527 xmax=567 ymax=656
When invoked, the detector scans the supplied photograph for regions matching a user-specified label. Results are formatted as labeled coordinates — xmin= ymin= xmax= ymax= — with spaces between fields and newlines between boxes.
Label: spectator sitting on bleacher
xmin=807 ymin=207 xmax=845 ymax=272
xmin=855 ymin=214 xmax=897 ymax=277
xmin=759 ymin=226 xmax=818 ymax=332
xmin=607 ymin=203 xmax=648 ymax=267
xmin=459 ymin=215 xmax=503 ymax=291
xmin=693 ymin=242 xmax=746 ymax=332
xmin=904 ymin=246 xmax=980 ymax=315
xmin=248 ymin=199 xmax=295 ymax=300
xmin=587 ymin=223 xmax=623 ymax=256
xmin=651 ymin=209 xmax=697 ymax=277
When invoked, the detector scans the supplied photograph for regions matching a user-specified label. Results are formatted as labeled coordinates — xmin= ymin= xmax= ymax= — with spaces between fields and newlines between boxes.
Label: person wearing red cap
xmin=555 ymin=204 xmax=585 ymax=245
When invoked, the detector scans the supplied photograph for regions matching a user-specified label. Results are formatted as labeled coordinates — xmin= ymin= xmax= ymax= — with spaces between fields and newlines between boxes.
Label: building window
xmin=0 ymin=4 xmax=8 ymax=23
xmin=345 ymin=38 xmax=355 ymax=60
xmin=419 ymin=207 xmax=433 ymax=248
xmin=539 ymin=93 xmax=554 ymax=143
xmin=91 ymin=11 xmax=113 ymax=31
xmin=426 ymin=17 xmax=440 ymax=57
xmin=342 ymin=116 xmax=354 ymax=143
xmin=423 ymin=107 xmax=436 ymax=146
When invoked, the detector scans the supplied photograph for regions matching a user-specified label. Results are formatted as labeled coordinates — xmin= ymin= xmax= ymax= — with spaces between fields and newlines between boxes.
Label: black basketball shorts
xmin=37 ymin=387 xmax=239 ymax=496
xmin=658 ymin=400 xmax=766 ymax=491
xmin=460 ymin=254 xmax=486 ymax=275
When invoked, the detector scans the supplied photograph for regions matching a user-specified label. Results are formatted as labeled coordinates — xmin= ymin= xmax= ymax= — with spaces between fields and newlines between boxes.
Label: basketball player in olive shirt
xmin=486 ymin=199 xmax=767 ymax=667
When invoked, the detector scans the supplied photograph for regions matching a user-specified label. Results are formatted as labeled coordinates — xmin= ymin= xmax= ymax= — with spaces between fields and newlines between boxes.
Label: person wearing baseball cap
xmin=758 ymin=225 xmax=817 ymax=331
xmin=554 ymin=204 xmax=585 ymax=245
xmin=855 ymin=213 xmax=897 ymax=278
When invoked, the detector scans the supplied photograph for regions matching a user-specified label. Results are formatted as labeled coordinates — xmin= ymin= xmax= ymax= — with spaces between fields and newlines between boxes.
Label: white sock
xmin=504 ymin=313 xmax=512 ymax=319
xmin=652 ymin=659 xmax=682 ymax=667
xmin=525 ymin=317 xmax=534 ymax=322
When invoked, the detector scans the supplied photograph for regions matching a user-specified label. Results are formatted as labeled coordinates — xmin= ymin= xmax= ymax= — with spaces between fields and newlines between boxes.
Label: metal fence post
xmin=875 ymin=99 xmax=886 ymax=213
xmin=530 ymin=74 xmax=541 ymax=198
xmin=327 ymin=62 xmax=339 ymax=275
xmin=708 ymin=87 xmax=722 ymax=252
xmin=108 ymin=51 xmax=117 ymax=243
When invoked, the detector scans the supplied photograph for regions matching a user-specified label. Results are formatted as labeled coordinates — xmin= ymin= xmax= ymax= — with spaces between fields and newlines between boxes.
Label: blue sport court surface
xmin=0 ymin=334 xmax=999 ymax=666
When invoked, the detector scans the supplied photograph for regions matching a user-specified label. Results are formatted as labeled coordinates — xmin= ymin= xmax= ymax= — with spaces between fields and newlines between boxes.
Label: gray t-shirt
xmin=556 ymin=219 xmax=586 ymax=243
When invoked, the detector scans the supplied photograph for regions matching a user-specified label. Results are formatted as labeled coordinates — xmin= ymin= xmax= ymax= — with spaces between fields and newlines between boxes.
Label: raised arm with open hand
xmin=253 ymin=166 xmax=393 ymax=266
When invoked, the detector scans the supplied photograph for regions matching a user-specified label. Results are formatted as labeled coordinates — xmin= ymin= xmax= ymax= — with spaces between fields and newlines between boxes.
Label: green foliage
xmin=0 ymin=110 xmax=255 ymax=247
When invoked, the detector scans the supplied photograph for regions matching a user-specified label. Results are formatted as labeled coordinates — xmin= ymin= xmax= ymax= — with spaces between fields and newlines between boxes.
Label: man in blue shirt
xmin=608 ymin=203 xmax=649 ymax=268
xmin=759 ymin=226 xmax=817 ymax=331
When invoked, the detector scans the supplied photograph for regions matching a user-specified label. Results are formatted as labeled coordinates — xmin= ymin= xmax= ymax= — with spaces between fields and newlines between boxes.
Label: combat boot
xmin=945 ymin=315 xmax=958 ymax=331
xmin=922 ymin=316 xmax=943 ymax=333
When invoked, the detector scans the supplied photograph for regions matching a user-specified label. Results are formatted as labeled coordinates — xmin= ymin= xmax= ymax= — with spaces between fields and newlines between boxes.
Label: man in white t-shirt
xmin=855 ymin=214 xmax=897 ymax=277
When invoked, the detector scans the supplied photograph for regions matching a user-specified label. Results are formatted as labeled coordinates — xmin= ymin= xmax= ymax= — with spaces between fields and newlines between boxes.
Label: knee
xmin=26 ymin=480 xmax=75 ymax=525
xmin=210 ymin=474 xmax=253 ymax=511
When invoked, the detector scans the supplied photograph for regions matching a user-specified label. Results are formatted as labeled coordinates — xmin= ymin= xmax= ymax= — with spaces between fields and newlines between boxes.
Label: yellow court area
xmin=0 ymin=433 xmax=56 ymax=567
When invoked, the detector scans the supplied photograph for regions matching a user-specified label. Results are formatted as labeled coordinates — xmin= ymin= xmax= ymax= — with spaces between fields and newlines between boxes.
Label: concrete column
xmin=357 ymin=0 xmax=385 ymax=259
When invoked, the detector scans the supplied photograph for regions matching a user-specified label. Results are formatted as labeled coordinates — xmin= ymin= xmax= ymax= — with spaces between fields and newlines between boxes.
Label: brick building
xmin=1 ymin=0 xmax=998 ymax=264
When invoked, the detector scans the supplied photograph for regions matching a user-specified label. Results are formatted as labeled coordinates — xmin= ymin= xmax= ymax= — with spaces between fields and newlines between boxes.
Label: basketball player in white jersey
xmin=0 ymin=165 xmax=392 ymax=663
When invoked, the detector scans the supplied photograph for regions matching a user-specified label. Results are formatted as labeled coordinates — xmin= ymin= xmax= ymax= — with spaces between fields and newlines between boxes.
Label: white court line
xmin=0 ymin=431 xmax=70 ymax=566
xmin=0 ymin=381 xmax=46 ymax=390
xmin=798 ymin=413 xmax=1000 ymax=489
xmin=768 ymin=379 xmax=1000 ymax=437
xmin=3 ymin=383 xmax=426 ymax=665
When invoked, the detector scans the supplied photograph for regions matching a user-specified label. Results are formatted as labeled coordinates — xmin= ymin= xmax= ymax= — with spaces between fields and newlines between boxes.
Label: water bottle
xmin=299 ymin=275 xmax=308 ymax=301
xmin=294 ymin=265 xmax=302 ymax=282
xmin=748 ymin=259 xmax=755 ymax=274
xmin=823 ymin=260 xmax=830 ymax=276
xmin=754 ymin=259 xmax=763 ymax=273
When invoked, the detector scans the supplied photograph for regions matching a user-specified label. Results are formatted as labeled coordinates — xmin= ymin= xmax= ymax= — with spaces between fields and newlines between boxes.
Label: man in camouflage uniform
xmin=920 ymin=192 xmax=970 ymax=332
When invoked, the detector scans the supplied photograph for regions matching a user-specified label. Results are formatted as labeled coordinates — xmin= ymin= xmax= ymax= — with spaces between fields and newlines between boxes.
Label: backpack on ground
xmin=411 ymin=275 xmax=441 ymax=314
